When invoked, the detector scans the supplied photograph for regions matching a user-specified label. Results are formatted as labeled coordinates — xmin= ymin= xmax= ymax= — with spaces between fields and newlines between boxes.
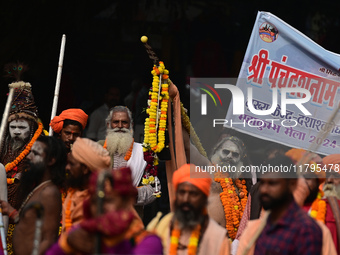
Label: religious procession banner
xmin=225 ymin=11 xmax=340 ymax=155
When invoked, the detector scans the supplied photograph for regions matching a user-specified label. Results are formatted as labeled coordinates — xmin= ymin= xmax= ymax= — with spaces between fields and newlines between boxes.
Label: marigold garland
xmin=310 ymin=190 xmax=327 ymax=223
xmin=103 ymin=138 xmax=134 ymax=161
xmin=214 ymin=174 xmax=248 ymax=240
xmin=5 ymin=121 xmax=43 ymax=184
xmin=169 ymin=221 xmax=201 ymax=255
xmin=142 ymin=60 xmax=170 ymax=197
xmin=64 ymin=189 xmax=74 ymax=232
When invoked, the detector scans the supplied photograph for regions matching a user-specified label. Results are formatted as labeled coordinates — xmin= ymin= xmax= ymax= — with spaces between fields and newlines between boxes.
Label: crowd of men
xmin=0 ymin=77 xmax=339 ymax=255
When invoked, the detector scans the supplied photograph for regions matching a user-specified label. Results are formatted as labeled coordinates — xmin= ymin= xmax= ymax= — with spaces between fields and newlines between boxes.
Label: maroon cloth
xmin=325 ymin=199 xmax=340 ymax=254
xmin=81 ymin=199 xmax=135 ymax=236
xmin=88 ymin=167 xmax=137 ymax=198
xmin=303 ymin=199 xmax=340 ymax=254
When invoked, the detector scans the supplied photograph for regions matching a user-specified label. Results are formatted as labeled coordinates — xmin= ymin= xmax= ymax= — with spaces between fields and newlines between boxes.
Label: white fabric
xmin=231 ymin=239 xmax=240 ymax=255
xmin=136 ymin=185 xmax=156 ymax=205
xmin=127 ymin=142 xmax=147 ymax=187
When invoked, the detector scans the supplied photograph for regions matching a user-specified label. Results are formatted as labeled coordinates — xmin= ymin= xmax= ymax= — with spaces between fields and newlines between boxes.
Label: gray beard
xmin=106 ymin=128 xmax=134 ymax=155
xmin=10 ymin=138 xmax=26 ymax=151
xmin=323 ymin=184 xmax=340 ymax=200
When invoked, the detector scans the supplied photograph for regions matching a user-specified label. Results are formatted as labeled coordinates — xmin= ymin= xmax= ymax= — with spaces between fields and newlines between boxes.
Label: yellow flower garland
xmin=142 ymin=61 xmax=169 ymax=196
xmin=144 ymin=61 xmax=169 ymax=153
xmin=169 ymin=221 xmax=201 ymax=255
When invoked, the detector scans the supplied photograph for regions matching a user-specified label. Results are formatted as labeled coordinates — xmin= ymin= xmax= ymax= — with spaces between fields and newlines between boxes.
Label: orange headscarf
xmin=285 ymin=148 xmax=325 ymax=183
xmin=50 ymin=108 xmax=88 ymax=133
xmin=172 ymin=164 xmax=212 ymax=197
xmin=72 ymin=137 xmax=111 ymax=172
xmin=322 ymin=154 xmax=340 ymax=166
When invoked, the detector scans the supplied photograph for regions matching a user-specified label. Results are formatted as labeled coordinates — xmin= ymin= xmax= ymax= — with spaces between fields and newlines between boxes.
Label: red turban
xmin=323 ymin=154 xmax=340 ymax=166
xmin=172 ymin=164 xmax=212 ymax=197
xmin=49 ymin=108 xmax=88 ymax=133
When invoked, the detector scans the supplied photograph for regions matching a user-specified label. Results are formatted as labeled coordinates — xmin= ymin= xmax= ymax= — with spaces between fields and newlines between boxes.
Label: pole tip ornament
xmin=141 ymin=36 xmax=148 ymax=43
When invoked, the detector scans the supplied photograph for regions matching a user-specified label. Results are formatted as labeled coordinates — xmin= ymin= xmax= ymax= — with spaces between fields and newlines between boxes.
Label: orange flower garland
xmin=214 ymin=175 xmax=248 ymax=240
xmin=5 ymin=121 xmax=43 ymax=184
xmin=310 ymin=190 xmax=327 ymax=223
xmin=169 ymin=222 xmax=201 ymax=255
xmin=64 ymin=189 xmax=74 ymax=232
xmin=103 ymin=139 xmax=134 ymax=161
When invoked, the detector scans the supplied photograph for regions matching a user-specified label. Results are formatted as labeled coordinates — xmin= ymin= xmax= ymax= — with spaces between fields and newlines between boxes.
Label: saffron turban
xmin=50 ymin=108 xmax=88 ymax=133
xmin=173 ymin=164 xmax=212 ymax=197
xmin=322 ymin=154 xmax=340 ymax=166
xmin=72 ymin=137 xmax=111 ymax=172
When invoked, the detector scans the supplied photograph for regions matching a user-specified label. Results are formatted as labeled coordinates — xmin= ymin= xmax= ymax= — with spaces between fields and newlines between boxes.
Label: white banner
xmin=225 ymin=11 xmax=340 ymax=155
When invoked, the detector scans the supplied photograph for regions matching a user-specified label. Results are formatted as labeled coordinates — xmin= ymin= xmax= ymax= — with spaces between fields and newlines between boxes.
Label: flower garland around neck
xmin=142 ymin=61 xmax=169 ymax=197
xmin=6 ymin=121 xmax=43 ymax=185
xmin=64 ymin=189 xmax=75 ymax=232
xmin=103 ymin=138 xmax=134 ymax=161
xmin=169 ymin=221 xmax=201 ymax=255
xmin=310 ymin=190 xmax=326 ymax=223
xmin=214 ymin=173 xmax=248 ymax=240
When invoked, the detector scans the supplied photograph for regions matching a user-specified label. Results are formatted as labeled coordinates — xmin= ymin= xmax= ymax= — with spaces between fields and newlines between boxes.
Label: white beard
xmin=323 ymin=183 xmax=340 ymax=200
xmin=106 ymin=128 xmax=133 ymax=156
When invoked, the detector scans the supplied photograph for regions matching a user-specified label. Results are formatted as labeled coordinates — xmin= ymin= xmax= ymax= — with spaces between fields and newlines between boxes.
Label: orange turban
xmin=172 ymin=164 xmax=212 ymax=197
xmin=72 ymin=137 xmax=111 ymax=172
xmin=50 ymin=108 xmax=88 ymax=133
xmin=322 ymin=154 xmax=340 ymax=166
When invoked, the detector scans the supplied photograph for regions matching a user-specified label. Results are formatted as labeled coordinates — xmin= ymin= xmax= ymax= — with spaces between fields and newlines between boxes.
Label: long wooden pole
xmin=0 ymin=87 xmax=15 ymax=153
xmin=49 ymin=34 xmax=66 ymax=136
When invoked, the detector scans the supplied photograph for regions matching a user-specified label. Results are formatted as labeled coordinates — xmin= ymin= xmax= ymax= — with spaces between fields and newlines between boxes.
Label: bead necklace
xmin=17 ymin=180 xmax=52 ymax=217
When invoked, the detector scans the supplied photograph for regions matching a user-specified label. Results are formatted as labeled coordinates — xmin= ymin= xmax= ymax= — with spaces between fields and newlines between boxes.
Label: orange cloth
xmin=285 ymin=148 xmax=325 ymax=183
xmin=72 ymin=137 xmax=111 ymax=172
xmin=50 ymin=108 xmax=88 ymax=133
xmin=172 ymin=164 xmax=212 ymax=197
xmin=166 ymin=81 xmax=187 ymax=211
xmin=323 ymin=154 xmax=340 ymax=165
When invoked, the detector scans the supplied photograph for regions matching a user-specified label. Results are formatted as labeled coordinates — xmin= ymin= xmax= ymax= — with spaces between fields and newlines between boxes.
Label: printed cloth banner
xmin=225 ymin=11 xmax=340 ymax=155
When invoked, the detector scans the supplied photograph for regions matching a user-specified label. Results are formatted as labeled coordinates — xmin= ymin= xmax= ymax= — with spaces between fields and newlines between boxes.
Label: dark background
xmin=2 ymin=0 xmax=340 ymax=224
xmin=1 ymin=0 xmax=340 ymax=153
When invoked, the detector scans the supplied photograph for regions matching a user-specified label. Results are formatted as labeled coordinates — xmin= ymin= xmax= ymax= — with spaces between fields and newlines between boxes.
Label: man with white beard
xmin=323 ymin=154 xmax=340 ymax=199
xmin=100 ymin=106 xmax=156 ymax=218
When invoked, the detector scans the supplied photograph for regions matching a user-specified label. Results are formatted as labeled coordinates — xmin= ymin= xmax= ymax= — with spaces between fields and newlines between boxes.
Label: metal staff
xmin=22 ymin=202 xmax=44 ymax=255
xmin=49 ymin=34 xmax=66 ymax=136
xmin=0 ymin=205 xmax=7 ymax=255
xmin=94 ymin=170 xmax=113 ymax=254
xmin=0 ymin=85 xmax=15 ymax=153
